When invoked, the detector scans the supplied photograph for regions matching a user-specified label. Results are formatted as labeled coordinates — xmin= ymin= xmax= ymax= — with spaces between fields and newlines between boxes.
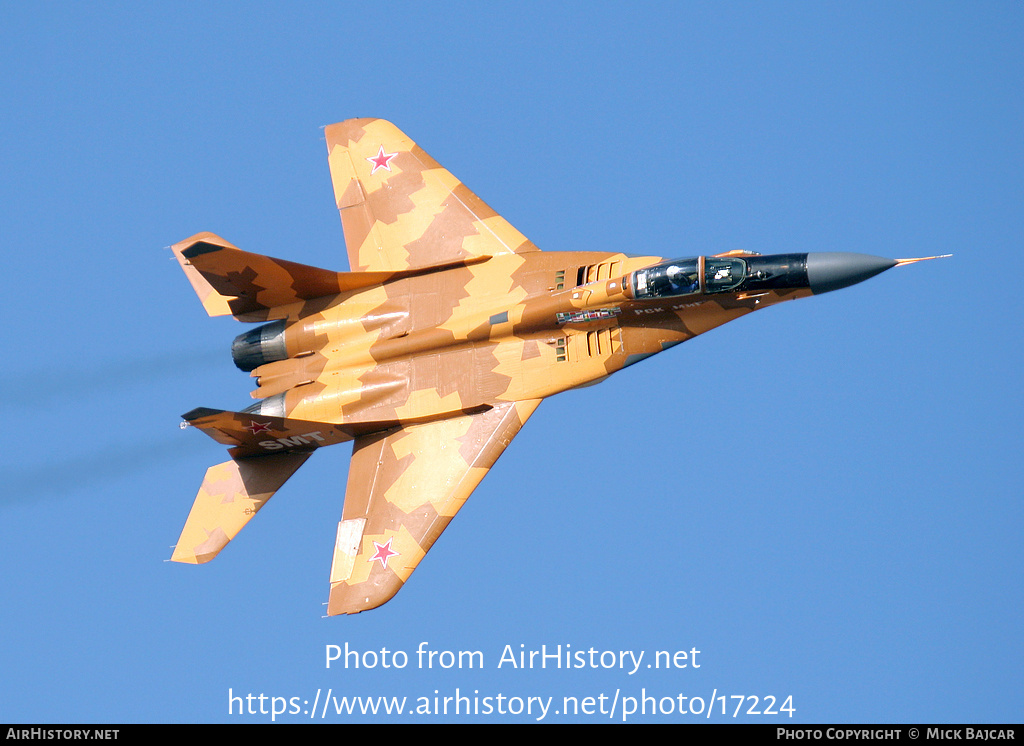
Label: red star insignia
xmin=246 ymin=420 xmax=272 ymax=434
xmin=368 ymin=538 xmax=399 ymax=569
xmin=366 ymin=145 xmax=397 ymax=174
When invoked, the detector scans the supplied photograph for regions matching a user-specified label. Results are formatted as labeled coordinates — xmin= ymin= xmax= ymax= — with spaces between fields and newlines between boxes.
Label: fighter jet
xmin=170 ymin=118 xmax=944 ymax=615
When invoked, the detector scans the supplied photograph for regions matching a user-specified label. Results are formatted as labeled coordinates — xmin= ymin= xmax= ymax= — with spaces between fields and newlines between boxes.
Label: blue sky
xmin=1 ymin=2 xmax=1020 ymax=723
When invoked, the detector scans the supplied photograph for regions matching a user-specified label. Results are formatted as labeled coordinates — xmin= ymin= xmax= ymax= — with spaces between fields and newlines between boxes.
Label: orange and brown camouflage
xmin=170 ymin=118 xmax=944 ymax=615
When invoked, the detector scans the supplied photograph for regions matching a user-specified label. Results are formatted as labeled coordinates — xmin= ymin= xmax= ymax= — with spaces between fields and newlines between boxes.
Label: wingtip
xmin=324 ymin=118 xmax=384 ymax=148
xmin=326 ymin=575 xmax=406 ymax=616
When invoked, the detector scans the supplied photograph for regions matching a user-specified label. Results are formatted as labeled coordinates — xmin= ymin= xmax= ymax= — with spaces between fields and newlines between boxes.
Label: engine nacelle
xmin=231 ymin=320 xmax=288 ymax=372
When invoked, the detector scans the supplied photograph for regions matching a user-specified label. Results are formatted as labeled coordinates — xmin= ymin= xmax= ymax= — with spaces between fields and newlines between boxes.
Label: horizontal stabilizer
xmin=171 ymin=452 xmax=310 ymax=564
xmin=171 ymin=232 xmax=389 ymax=321
xmin=171 ymin=232 xmax=494 ymax=321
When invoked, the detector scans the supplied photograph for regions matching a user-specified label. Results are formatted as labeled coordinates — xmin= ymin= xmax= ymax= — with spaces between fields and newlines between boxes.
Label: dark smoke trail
xmin=2 ymin=347 xmax=226 ymax=408
xmin=0 ymin=433 xmax=201 ymax=504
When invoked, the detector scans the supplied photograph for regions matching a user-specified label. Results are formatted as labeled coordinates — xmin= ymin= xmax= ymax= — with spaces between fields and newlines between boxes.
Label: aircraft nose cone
xmin=806 ymin=252 xmax=898 ymax=295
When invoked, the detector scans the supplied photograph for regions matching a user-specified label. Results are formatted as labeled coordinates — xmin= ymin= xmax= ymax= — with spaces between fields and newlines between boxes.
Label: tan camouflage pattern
xmin=171 ymin=451 xmax=309 ymax=564
xmin=328 ymin=399 xmax=540 ymax=614
xmin=325 ymin=118 xmax=540 ymax=272
xmin=171 ymin=119 xmax=823 ymax=614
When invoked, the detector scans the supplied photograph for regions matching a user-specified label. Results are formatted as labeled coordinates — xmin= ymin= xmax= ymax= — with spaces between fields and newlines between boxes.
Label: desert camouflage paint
xmin=170 ymin=119 xmax=931 ymax=614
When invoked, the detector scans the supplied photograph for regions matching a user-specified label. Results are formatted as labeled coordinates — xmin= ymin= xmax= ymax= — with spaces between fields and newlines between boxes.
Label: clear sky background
xmin=1 ymin=2 xmax=1020 ymax=724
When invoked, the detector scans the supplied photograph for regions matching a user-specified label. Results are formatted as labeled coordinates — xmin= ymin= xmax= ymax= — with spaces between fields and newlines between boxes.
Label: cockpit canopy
xmin=703 ymin=257 xmax=747 ymax=293
xmin=631 ymin=258 xmax=701 ymax=299
xmin=628 ymin=253 xmax=810 ymax=300
xmin=630 ymin=256 xmax=749 ymax=299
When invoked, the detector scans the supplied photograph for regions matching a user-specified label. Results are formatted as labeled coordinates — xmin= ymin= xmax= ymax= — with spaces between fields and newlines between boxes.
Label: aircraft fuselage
xmin=240 ymin=250 xmax=890 ymax=428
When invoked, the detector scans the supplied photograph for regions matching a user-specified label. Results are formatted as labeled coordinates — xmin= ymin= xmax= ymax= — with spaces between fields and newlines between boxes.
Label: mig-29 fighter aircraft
xmin=171 ymin=118 xmax=943 ymax=615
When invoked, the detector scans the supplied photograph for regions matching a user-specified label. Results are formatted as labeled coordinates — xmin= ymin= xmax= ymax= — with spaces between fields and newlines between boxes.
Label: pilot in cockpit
xmin=667 ymin=264 xmax=699 ymax=295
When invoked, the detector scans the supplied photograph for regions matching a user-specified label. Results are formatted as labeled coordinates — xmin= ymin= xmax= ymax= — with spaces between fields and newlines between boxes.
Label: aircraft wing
xmin=327 ymin=399 xmax=541 ymax=615
xmin=325 ymin=118 xmax=541 ymax=273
